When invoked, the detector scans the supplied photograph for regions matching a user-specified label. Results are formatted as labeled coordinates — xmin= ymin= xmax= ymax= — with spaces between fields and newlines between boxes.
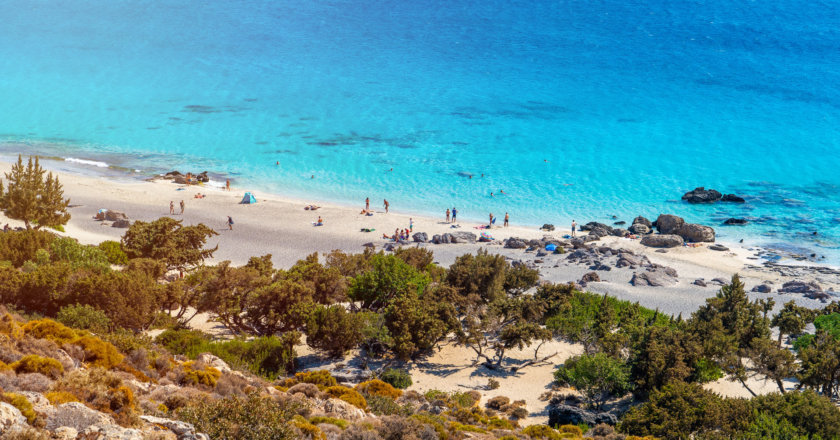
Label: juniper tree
xmin=0 ymin=155 xmax=70 ymax=229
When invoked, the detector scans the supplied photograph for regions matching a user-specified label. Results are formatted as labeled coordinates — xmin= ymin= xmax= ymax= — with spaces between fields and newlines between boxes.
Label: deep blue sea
xmin=1 ymin=0 xmax=839 ymax=262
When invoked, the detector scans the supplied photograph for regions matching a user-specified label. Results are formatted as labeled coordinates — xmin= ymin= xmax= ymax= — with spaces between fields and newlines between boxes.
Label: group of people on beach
xmin=169 ymin=200 xmax=185 ymax=215
xmin=445 ymin=207 xmax=458 ymax=223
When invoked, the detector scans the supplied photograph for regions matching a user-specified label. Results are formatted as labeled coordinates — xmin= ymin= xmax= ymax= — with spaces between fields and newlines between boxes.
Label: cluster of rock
xmin=777 ymin=280 xmax=832 ymax=302
xmin=154 ymin=171 xmax=210 ymax=185
xmin=93 ymin=209 xmax=132 ymax=228
xmin=547 ymin=395 xmax=626 ymax=427
xmin=682 ymin=187 xmax=745 ymax=204
xmin=562 ymin=244 xmax=680 ymax=287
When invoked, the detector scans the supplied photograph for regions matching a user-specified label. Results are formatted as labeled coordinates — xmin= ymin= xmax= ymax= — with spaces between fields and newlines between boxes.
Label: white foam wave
xmin=65 ymin=157 xmax=109 ymax=168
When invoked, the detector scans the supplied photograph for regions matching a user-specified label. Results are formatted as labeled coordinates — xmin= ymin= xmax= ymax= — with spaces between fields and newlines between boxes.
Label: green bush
xmin=157 ymin=329 xmax=299 ymax=379
xmin=378 ymin=368 xmax=412 ymax=389
xmin=98 ymin=240 xmax=128 ymax=265
xmin=554 ymin=353 xmax=631 ymax=408
xmin=11 ymin=354 xmax=64 ymax=379
xmin=0 ymin=229 xmax=55 ymax=267
xmin=305 ymin=305 xmax=364 ymax=357
xmin=50 ymin=237 xmax=110 ymax=270
xmin=56 ymin=304 xmax=111 ymax=333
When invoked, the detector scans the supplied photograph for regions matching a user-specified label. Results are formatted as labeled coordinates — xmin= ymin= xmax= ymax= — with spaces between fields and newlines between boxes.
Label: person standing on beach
xmin=384 ymin=199 xmax=389 ymax=213
xmin=225 ymin=179 xmax=230 ymax=191
xmin=446 ymin=209 xmax=450 ymax=223
xmin=365 ymin=197 xmax=370 ymax=211
xmin=452 ymin=207 xmax=457 ymax=222
xmin=504 ymin=212 xmax=509 ymax=227
xmin=180 ymin=200 xmax=185 ymax=215
xmin=227 ymin=216 xmax=234 ymax=230
xmin=169 ymin=201 xmax=174 ymax=215
xmin=409 ymin=218 xmax=414 ymax=232
xmin=571 ymin=220 xmax=577 ymax=237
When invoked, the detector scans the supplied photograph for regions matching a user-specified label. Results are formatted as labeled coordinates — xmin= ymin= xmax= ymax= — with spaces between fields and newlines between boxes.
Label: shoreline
xmin=1 ymin=156 xmax=838 ymax=317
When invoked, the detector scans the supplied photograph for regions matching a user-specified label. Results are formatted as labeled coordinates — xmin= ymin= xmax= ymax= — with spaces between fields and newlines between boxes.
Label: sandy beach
xmin=1 ymin=157 xmax=836 ymax=319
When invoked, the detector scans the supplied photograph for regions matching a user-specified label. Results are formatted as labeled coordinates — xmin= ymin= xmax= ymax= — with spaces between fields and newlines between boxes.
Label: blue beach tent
xmin=240 ymin=192 xmax=257 ymax=204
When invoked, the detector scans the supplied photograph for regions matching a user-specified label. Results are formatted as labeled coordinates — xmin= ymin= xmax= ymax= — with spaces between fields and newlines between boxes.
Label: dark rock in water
xmin=752 ymin=284 xmax=772 ymax=293
xmin=682 ymin=187 xmax=723 ymax=204
xmin=450 ymin=232 xmax=476 ymax=243
xmin=693 ymin=279 xmax=707 ymax=287
xmin=724 ymin=218 xmax=748 ymax=225
xmin=548 ymin=404 xmax=618 ymax=427
xmin=722 ymin=194 xmax=746 ymax=203
xmin=581 ymin=272 xmax=600 ymax=283
xmin=628 ymin=223 xmax=651 ymax=235
xmin=632 ymin=216 xmax=653 ymax=228
xmin=196 ymin=171 xmax=210 ymax=183
xmin=505 ymin=237 xmax=528 ymax=249
xmin=641 ymin=234 xmax=684 ymax=248
xmin=541 ymin=224 xmax=555 ymax=231
xmin=412 ymin=232 xmax=428 ymax=243
xmin=655 ymin=214 xmax=685 ymax=235
xmin=112 ymin=219 xmax=131 ymax=228
xmin=613 ymin=221 xmax=626 ymax=225
xmin=677 ymin=223 xmax=715 ymax=243
xmin=709 ymin=244 xmax=729 ymax=251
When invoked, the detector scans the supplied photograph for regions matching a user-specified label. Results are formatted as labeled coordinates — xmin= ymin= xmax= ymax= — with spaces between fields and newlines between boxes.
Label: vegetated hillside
xmin=0 ymin=222 xmax=839 ymax=439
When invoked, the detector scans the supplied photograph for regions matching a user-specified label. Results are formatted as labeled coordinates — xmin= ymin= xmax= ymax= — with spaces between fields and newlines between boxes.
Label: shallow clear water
xmin=1 ymin=0 xmax=838 ymax=261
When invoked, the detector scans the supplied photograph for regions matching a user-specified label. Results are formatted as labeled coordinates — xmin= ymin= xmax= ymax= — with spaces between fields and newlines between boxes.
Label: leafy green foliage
xmin=305 ymin=305 xmax=365 ymax=357
xmin=771 ymin=301 xmax=816 ymax=345
xmin=0 ymin=155 xmax=70 ymax=229
xmin=446 ymin=249 xmax=508 ymax=305
xmin=349 ymin=254 xmax=430 ymax=311
xmin=177 ymin=393 xmax=301 ymax=440
xmin=554 ymin=353 xmax=632 ymax=408
xmin=0 ymin=228 xmax=56 ymax=267
xmin=121 ymin=217 xmax=218 ymax=271
xmin=50 ymin=236 xmax=110 ymax=270
xmin=379 ymin=368 xmax=412 ymax=389
xmin=56 ymin=304 xmax=112 ymax=333
xmin=384 ymin=292 xmax=457 ymax=360
xmin=98 ymin=240 xmax=128 ymax=265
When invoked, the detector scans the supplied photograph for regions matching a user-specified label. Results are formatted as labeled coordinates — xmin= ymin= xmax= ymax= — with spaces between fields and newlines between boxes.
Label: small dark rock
xmin=709 ymin=244 xmax=729 ymax=251
xmin=722 ymin=194 xmax=746 ymax=203
xmin=112 ymin=219 xmax=131 ymax=228
xmin=751 ymin=284 xmax=772 ymax=293
xmin=548 ymin=404 xmax=618 ymax=427
xmin=682 ymin=187 xmax=723 ymax=204
xmin=581 ymin=272 xmax=601 ymax=283
xmin=724 ymin=218 xmax=748 ymax=225
xmin=693 ymin=279 xmax=707 ymax=287
xmin=541 ymin=224 xmax=555 ymax=231
xmin=613 ymin=221 xmax=626 ymax=225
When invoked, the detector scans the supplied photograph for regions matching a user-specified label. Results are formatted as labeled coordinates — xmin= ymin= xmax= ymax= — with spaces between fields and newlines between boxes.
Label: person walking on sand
xmin=169 ymin=201 xmax=174 ymax=215
xmin=571 ymin=220 xmax=577 ymax=237
xmin=365 ymin=197 xmax=370 ymax=211
xmin=446 ymin=209 xmax=450 ymax=223
xmin=227 ymin=216 xmax=234 ymax=230
xmin=384 ymin=199 xmax=389 ymax=213
xmin=180 ymin=200 xmax=185 ymax=215
xmin=452 ymin=207 xmax=457 ymax=222
xmin=504 ymin=212 xmax=509 ymax=227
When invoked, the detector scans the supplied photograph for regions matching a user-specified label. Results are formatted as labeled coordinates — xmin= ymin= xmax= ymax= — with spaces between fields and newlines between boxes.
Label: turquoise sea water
xmin=1 ymin=0 xmax=839 ymax=262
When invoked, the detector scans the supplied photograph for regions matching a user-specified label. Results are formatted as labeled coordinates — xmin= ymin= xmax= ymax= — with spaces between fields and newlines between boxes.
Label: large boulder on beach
xmin=450 ymin=232 xmax=477 ymax=243
xmin=632 ymin=216 xmax=652 ymax=228
xmin=682 ymin=187 xmax=723 ymax=204
xmin=412 ymin=232 xmax=428 ymax=243
xmin=752 ymin=284 xmax=772 ymax=293
xmin=677 ymin=223 xmax=715 ymax=243
xmin=112 ymin=219 xmax=131 ymax=228
xmin=104 ymin=211 xmax=128 ymax=221
xmin=655 ymin=214 xmax=685 ymax=235
xmin=196 ymin=171 xmax=210 ymax=183
xmin=611 ymin=228 xmax=629 ymax=237
xmin=581 ymin=272 xmax=600 ymax=283
xmin=541 ymin=224 xmax=555 ymax=231
xmin=432 ymin=234 xmax=453 ymax=244
xmin=778 ymin=281 xmax=828 ymax=301
xmin=631 ymin=265 xmax=678 ymax=287
xmin=628 ymin=223 xmax=650 ymax=234
xmin=640 ymin=234 xmax=684 ymax=248
xmin=504 ymin=238 xmax=528 ymax=249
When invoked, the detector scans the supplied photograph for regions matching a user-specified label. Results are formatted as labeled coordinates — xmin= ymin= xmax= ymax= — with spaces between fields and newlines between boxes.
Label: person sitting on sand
xmin=194 ymin=193 xmax=204 ymax=199
xmin=315 ymin=216 xmax=323 ymax=226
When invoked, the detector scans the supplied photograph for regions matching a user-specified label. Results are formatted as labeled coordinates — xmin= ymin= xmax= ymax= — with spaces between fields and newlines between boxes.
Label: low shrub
xmin=523 ymin=424 xmax=562 ymax=439
xmin=11 ymin=355 xmax=64 ymax=379
xmin=0 ymin=229 xmax=56 ymax=267
xmin=287 ymin=382 xmax=320 ymax=398
xmin=378 ymin=368 xmax=412 ymax=389
xmin=56 ymin=304 xmax=111 ymax=333
xmin=2 ymin=392 xmax=37 ymax=424
xmin=367 ymin=395 xmax=411 ymax=416
xmin=180 ymin=362 xmax=221 ymax=388
xmin=487 ymin=378 xmax=500 ymax=390
xmin=356 ymin=379 xmax=402 ymax=399
xmin=21 ymin=319 xmax=78 ymax=345
xmin=98 ymin=241 xmax=128 ymax=265
xmin=50 ymin=368 xmax=138 ymax=427
xmin=176 ymin=393 xmax=302 ymax=440
xmin=282 ymin=370 xmax=337 ymax=388
xmin=486 ymin=395 xmax=510 ymax=410
xmin=309 ymin=416 xmax=348 ymax=429
xmin=45 ymin=391 xmax=79 ymax=405
xmin=74 ymin=335 xmax=124 ymax=369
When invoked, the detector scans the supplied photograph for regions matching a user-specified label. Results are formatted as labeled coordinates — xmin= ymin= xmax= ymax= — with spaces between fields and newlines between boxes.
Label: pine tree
xmin=0 ymin=155 xmax=70 ymax=229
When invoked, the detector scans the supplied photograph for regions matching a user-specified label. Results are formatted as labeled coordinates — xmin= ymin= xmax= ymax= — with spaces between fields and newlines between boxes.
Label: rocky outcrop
xmin=112 ymin=219 xmax=131 ymax=228
xmin=632 ymin=216 xmax=652 ymax=228
xmin=779 ymin=281 xmax=829 ymax=301
xmin=323 ymin=398 xmax=367 ymax=421
xmin=677 ymin=223 xmax=715 ymax=243
xmin=548 ymin=404 xmax=618 ymax=427
xmin=504 ymin=238 xmax=528 ymax=249
xmin=682 ymin=187 xmax=723 ymax=204
xmin=450 ymin=232 xmax=477 ymax=244
xmin=581 ymin=272 xmax=600 ymax=283
xmin=693 ymin=279 xmax=707 ymax=287
xmin=752 ymin=284 xmax=772 ymax=293
xmin=140 ymin=415 xmax=207 ymax=439
xmin=640 ymin=234 xmax=684 ymax=248
xmin=722 ymin=194 xmax=746 ymax=203
xmin=631 ymin=265 xmax=678 ymax=287
xmin=628 ymin=223 xmax=650 ymax=234
xmin=432 ymin=234 xmax=452 ymax=244
xmin=196 ymin=353 xmax=232 ymax=374
xmin=724 ymin=218 xmax=748 ymax=225
xmin=655 ymin=214 xmax=685 ymax=235
xmin=541 ymin=224 xmax=555 ymax=231
xmin=412 ymin=232 xmax=428 ymax=243
xmin=0 ymin=402 xmax=26 ymax=432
